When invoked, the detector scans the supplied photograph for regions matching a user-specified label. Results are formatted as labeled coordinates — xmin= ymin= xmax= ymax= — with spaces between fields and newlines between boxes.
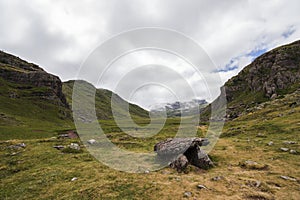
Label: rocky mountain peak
xmin=0 ymin=51 xmax=68 ymax=108
xmin=202 ymin=40 xmax=300 ymax=121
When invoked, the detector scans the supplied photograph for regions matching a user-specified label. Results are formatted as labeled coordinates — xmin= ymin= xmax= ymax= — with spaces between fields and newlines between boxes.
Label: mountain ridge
xmin=201 ymin=39 xmax=300 ymax=121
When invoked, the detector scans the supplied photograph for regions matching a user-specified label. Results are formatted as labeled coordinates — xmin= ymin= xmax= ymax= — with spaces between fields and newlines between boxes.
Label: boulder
xmin=154 ymin=138 xmax=213 ymax=172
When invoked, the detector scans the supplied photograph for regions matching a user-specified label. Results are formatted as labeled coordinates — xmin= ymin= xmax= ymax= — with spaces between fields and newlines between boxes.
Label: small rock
xmin=290 ymin=150 xmax=297 ymax=154
xmin=271 ymin=93 xmax=278 ymax=99
xmin=244 ymin=160 xmax=258 ymax=166
xmin=183 ymin=191 xmax=192 ymax=198
xmin=71 ymin=177 xmax=78 ymax=181
xmin=53 ymin=145 xmax=65 ymax=150
xmin=247 ymin=180 xmax=261 ymax=188
xmin=280 ymin=147 xmax=289 ymax=152
xmin=58 ymin=134 xmax=69 ymax=138
xmin=9 ymin=143 xmax=26 ymax=149
xmin=256 ymin=133 xmax=265 ymax=137
xmin=280 ymin=175 xmax=297 ymax=181
xmin=144 ymin=170 xmax=150 ymax=174
xmin=69 ymin=143 xmax=80 ymax=150
xmin=241 ymin=160 xmax=267 ymax=170
xmin=18 ymin=143 xmax=26 ymax=148
xmin=87 ymin=139 xmax=97 ymax=145
xmin=197 ymin=184 xmax=207 ymax=190
xmin=211 ymin=176 xmax=224 ymax=181
xmin=170 ymin=154 xmax=189 ymax=172
xmin=267 ymin=141 xmax=274 ymax=146
xmin=283 ymin=141 xmax=297 ymax=145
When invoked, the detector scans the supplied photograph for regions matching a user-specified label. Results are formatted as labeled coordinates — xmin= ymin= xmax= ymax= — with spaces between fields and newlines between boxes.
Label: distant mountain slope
xmin=0 ymin=51 xmax=69 ymax=107
xmin=0 ymin=51 xmax=72 ymax=139
xmin=201 ymin=40 xmax=300 ymax=121
xmin=150 ymin=99 xmax=207 ymax=117
xmin=0 ymin=50 xmax=149 ymax=139
xmin=63 ymin=80 xmax=149 ymax=120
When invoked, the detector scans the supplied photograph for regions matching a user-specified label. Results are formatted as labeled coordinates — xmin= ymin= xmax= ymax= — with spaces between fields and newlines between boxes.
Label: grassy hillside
xmin=1 ymin=89 xmax=299 ymax=199
xmin=0 ymin=61 xmax=73 ymax=140
xmin=63 ymin=80 xmax=150 ymax=121
xmin=201 ymin=40 xmax=300 ymax=121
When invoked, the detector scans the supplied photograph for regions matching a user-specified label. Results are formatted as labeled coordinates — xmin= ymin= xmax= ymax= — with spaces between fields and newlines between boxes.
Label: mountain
xmin=63 ymin=80 xmax=149 ymax=120
xmin=0 ymin=50 xmax=148 ymax=139
xmin=150 ymin=99 xmax=207 ymax=117
xmin=201 ymin=40 xmax=300 ymax=122
xmin=0 ymin=51 xmax=69 ymax=107
xmin=0 ymin=51 xmax=73 ymax=139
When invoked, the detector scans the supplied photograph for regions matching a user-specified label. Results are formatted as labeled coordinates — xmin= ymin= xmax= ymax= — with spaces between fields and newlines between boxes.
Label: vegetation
xmin=1 ymin=89 xmax=299 ymax=199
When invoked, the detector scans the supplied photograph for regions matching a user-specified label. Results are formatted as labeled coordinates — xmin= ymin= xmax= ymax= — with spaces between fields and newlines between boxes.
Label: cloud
xmin=0 ymin=0 xmax=300 ymax=108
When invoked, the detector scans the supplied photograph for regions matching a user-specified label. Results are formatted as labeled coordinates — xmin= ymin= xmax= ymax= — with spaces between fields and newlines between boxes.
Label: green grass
xmin=1 ymin=91 xmax=300 ymax=199
xmin=1 ymin=76 xmax=300 ymax=199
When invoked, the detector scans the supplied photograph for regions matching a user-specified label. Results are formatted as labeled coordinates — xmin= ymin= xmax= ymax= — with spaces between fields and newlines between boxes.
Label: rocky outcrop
xmin=0 ymin=51 xmax=68 ymax=107
xmin=203 ymin=40 xmax=300 ymax=121
xmin=225 ymin=40 xmax=300 ymax=100
xmin=154 ymin=138 xmax=213 ymax=172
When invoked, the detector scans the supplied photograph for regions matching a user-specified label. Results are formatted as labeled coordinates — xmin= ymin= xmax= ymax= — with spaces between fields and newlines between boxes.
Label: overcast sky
xmin=1 ymin=0 xmax=300 ymax=109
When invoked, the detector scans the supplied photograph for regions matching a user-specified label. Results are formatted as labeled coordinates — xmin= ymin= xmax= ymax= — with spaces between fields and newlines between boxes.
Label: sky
xmin=1 ymin=0 xmax=300 ymax=109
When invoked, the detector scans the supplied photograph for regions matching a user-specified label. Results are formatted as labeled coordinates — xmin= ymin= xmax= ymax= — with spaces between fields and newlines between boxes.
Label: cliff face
xmin=202 ymin=40 xmax=300 ymax=121
xmin=0 ymin=51 xmax=68 ymax=107
xmin=225 ymin=40 xmax=300 ymax=101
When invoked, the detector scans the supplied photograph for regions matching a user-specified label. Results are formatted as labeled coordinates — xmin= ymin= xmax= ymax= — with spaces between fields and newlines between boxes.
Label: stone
xmin=290 ymin=150 xmax=297 ymax=154
xmin=53 ymin=145 xmax=65 ymax=150
xmin=58 ymin=134 xmax=70 ymax=139
xmin=154 ymin=138 xmax=209 ymax=156
xmin=169 ymin=155 xmax=189 ymax=172
xmin=183 ymin=191 xmax=192 ymax=198
xmin=87 ymin=139 xmax=97 ymax=145
xmin=267 ymin=141 xmax=274 ymax=146
xmin=280 ymin=175 xmax=297 ymax=181
xmin=154 ymin=138 xmax=213 ymax=171
xmin=144 ymin=170 xmax=150 ymax=174
xmin=246 ymin=180 xmax=261 ymax=188
xmin=244 ymin=160 xmax=258 ymax=166
xmin=196 ymin=184 xmax=207 ymax=190
xmin=69 ymin=143 xmax=80 ymax=150
xmin=283 ymin=141 xmax=297 ymax=145
xmin=280 ymin=147 xmax=289 ymax=152
xmin=9 ymin=143 xmax=26 ymax=149
xmin=71 ymin=177 xmax=78 ymax=181
xmin=256 ymin=133 xmax=265 ymax=137
xmin=211 ymin=176 xmax=224 ymax=181
xmin=271 ymin=93 xmax=277 ymax=99
xmin=241 ymin=160 xmax=268 ymax=170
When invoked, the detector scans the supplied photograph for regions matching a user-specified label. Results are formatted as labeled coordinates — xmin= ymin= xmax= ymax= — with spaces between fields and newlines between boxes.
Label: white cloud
xmin=0 ymin=0 xmax=299 ymax=108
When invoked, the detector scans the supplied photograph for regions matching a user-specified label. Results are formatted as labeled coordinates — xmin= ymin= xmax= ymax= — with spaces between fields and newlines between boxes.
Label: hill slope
xmin=63 ymin=80 xmax=149 ymax=120
xmin=201 ymin=40 xmax=300 ymax=121
xmin=0 ymin=51 xmax=72 ymax=139
xmin=0 ymin=51 xmax=149 ymax=139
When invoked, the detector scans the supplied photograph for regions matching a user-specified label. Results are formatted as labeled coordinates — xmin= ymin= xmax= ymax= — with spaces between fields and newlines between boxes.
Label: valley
xmin=0 ymin=40 xmax=300 ymax=199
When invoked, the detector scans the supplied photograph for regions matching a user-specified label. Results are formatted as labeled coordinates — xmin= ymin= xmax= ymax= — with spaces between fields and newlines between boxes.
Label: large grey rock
xmin=154 ymin=138 xmax=213 ymax=172
xmin=154 ymin=137 xmax=209 ymax=156
xmin=169 ymin=155 xmax=189 ymax=172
